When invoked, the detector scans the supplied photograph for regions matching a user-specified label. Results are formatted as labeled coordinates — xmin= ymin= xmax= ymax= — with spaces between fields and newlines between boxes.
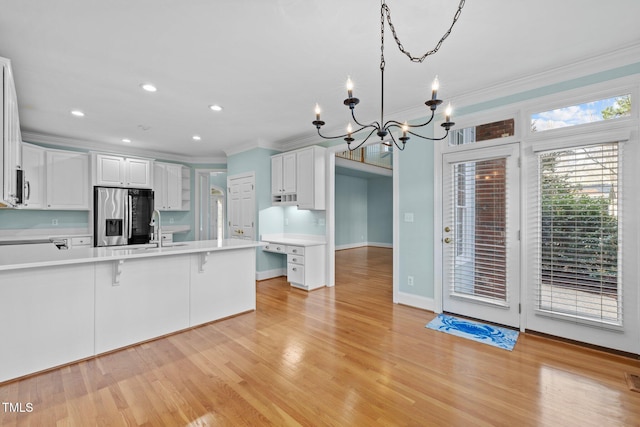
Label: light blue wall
xmin=397 ymin=61 xmax=640 ymax=301
xmin=334 ymin=172 xmax=392 ymax=248
xmin=335 ymin=174 xmax=368 ymax=247
xmin=367 ymin=176 xmax=393 ymax=245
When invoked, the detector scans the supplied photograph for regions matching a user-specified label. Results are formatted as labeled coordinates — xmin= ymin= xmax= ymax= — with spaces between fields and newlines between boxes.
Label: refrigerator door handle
xmin=127 ymin=195 xmax=133 ymax=239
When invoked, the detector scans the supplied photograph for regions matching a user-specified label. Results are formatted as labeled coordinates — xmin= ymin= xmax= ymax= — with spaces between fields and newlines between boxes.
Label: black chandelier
xmin=312 ymin=0 xmax=465 ymax=151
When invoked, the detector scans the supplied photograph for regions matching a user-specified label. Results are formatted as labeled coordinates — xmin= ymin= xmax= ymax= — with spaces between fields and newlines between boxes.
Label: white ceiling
xmin=1 ymin=0 xmax=639 ymax=162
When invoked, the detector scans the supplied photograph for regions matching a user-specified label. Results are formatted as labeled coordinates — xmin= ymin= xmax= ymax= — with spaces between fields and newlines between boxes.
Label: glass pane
xmin=538 ymin=144 xmax=619 ymax=323
xmin=452 ymin=158 xmax=507 ymax=302
xmin=449 ymin=119 xmax=514 ymax=146
xmin=531 ymin=95 xmax=631 ymax=132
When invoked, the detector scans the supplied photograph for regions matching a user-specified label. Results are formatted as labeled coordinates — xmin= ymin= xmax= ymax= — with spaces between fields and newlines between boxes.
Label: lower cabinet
xmin=94 ymin=255 xmax=191 ymax=354
xmin=0 ymin=264 xmax=95 ymax=383
xmin=286 ymin=245 xmax=325 ymax=290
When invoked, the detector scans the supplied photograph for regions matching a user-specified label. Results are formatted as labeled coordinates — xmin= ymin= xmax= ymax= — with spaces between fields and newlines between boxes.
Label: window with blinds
xmin=451 ymin=157 xmax=508 ymax=303
xmin=536 ymin=143 xmax=620 ymax=324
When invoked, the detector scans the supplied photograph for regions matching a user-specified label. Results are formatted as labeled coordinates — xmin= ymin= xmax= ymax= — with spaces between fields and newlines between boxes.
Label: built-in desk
xmin=261 ymin=234 xmax=326 ymax=291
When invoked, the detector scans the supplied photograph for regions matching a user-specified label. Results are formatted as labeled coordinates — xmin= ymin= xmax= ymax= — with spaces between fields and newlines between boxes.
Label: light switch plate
xmin=404 ymin=213 xmax=414 ymax=223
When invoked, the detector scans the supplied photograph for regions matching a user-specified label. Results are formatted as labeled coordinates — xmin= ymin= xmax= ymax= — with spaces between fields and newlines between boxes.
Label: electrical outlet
xmin=52 ymin=219 xmax=58 ymax=226
xmin=408 ymin=276 xmax=414 ymax=286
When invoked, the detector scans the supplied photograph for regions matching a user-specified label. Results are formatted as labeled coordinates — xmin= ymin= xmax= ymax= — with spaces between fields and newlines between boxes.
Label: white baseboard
xmin=394 ymin=291 xmax=435 ymax=312
xmin=335 ymin=242 xmax=393 ymax=251
xmin=256 ymin=268 xmax=286 ymax=281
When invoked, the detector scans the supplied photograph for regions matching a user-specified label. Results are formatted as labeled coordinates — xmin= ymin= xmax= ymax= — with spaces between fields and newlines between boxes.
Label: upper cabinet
xmin=271 ymin=146 xmax=326 ymax=210
xmin=271 ymin=152 xmax=297 ymax=197
xmin=1 ymin=56 xmax=24 ymax=207
xmin=154 ymin=162 xmax=189 ymax=211
xmin=94 ymin=153 xmax=152 ymax=188
xmin=21 ymin=143 xmax=90 ymax=210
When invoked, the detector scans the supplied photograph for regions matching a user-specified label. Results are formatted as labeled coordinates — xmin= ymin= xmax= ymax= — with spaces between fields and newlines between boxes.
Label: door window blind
xmin=536 ymin=143 xmax=620 ymax=324
xmin=450 ymin=157 xmax=508 ymax=303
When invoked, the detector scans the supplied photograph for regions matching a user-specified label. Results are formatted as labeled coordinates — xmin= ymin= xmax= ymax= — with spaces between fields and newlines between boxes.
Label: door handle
xmin=444 ymin=237 xmax=452 ymax=244
xmin=444 ymin=226 xmax=451 ymax=232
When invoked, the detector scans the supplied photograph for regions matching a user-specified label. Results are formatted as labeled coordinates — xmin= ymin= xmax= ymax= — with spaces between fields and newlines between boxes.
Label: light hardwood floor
xmin=1 ymin=247 xmax=639 ymax=426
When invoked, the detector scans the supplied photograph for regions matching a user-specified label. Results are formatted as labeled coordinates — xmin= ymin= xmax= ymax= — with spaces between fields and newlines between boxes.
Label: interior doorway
xmin=195 ymin=169 xmax=227 ymax=241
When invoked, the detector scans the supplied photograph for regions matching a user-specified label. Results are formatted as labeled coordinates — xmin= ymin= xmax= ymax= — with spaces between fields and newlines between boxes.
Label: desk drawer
xmin=263 ymin=243 xmax=286 ymax=254
xmin=286 ymin=245 xmax=304 ymax=256
xmin=287 ymin=254 xmax=304 ymax=265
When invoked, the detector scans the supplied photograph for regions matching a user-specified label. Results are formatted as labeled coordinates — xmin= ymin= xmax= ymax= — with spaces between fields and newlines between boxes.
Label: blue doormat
xmin=426 ymin=314 xmax=519 ymax=351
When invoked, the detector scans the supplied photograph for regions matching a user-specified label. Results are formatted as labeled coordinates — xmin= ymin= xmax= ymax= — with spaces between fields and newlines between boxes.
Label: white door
xmin=442 ymin=143 xmax=520 ymax=327
xmin=228 ymin=173 xmax=255 ymax=240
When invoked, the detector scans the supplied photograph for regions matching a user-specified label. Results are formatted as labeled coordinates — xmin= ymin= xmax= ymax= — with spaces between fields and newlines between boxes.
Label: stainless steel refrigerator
xmin=93 ymin=186 xmax=154 ymax=247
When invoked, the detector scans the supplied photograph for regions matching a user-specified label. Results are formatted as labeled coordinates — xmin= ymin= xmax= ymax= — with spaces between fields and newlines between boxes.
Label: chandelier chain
xmin=381 ymin=0 xmax=465 ymax=66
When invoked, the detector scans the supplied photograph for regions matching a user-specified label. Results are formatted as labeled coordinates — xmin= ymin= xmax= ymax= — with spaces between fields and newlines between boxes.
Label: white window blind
xmin=536 ymin=143 xmax=620 ymax=324
xmin=450 ymin=157 xmax=509 ymax=303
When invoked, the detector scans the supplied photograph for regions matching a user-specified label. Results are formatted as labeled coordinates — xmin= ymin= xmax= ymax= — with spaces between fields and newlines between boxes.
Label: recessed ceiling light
xmin=141 ymin=83 xmax=157 ymax=92
xmin=209 ymin=104 xmax=223 ymax=112
xmin=70 ymin=110 xmax=85 ymax=117
xmin=122 ymin=138 xmax=132 ymax=143
xmin=192 ymin=135 xmax=201 ymax=141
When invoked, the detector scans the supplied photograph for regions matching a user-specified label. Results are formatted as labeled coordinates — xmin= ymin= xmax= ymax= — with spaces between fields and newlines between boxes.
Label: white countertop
xmin=260 ymin=233 xmax=326 ymax=247
xmin=0 ymin=239 xmax=265 ymax=271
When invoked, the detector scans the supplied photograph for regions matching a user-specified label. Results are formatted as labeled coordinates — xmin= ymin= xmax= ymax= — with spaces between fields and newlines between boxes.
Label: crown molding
xmin=223 ymin=138 xmax=282 ymax=157
xmin=447 ymin=41 xmax=640 ymax=113
xmin=21 ymin=131 xmax=227 ymax=164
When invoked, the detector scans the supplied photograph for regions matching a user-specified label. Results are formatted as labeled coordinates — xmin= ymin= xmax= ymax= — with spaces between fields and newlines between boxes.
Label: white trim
xmin=223 ymin=138 xmax=281 ymax=157
xmin=335 ymin=157 xmax=392 ymax=177
xmin=335 ymin=242 xmax=392 ymax=251
xmin=392 ymin=145 xmax=400 ymax=304
xmin=395 ymin=291 xmax=435 ymax=312
xmin=256 ymin=268 xmax=286 ymax=281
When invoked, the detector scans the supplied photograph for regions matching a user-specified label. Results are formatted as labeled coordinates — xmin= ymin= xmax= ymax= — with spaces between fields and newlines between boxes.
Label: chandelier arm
xmin=347 ymin=128 xmax=379 ymax=152
xmin=351 ymin=108 xmax=381 ymax=130
xmin=317 ymin=124 xmax=372 ymax=140
xmin=406 ymin=128 xmax=450 ymax=141
xmin=386 ymin=131 xmax=406 ymax=151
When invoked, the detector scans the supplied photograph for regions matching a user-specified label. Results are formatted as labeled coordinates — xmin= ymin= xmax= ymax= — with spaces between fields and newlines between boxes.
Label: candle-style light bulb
xmin=346 ymin=76 xmax=354 ymax=98
xmin=402 ymin=121 xmax=409 ymax=137
xmin=431 ymin=75 xmax=439 ymax=100
xmin=314 ymin=103 xmax=321 ymax=121
xmin=347 ymin=123 xmax=353 ymax=137
xmin=445 ymin=103 xmax=452 ymax=122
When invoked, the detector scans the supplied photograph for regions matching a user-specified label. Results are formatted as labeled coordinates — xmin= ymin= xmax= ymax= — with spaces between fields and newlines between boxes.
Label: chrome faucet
xmin=149 ymin=208 xmax=162 ymax=247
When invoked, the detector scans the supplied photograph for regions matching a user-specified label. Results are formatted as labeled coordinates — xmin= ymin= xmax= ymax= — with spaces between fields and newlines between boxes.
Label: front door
xmin=442 ymin=143 xmax=520 ymax=327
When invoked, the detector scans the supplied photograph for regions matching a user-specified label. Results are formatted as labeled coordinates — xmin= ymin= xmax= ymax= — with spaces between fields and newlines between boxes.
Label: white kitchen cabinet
xmin=94 ymin=153 xmax=152 ymax=188
xmin=46 ymin=150 xmax=89 ymax=209
xmin=20 ymin=143 xmax=45 ymax=208
xmin=271 ymin=152 xmax=296 ymax=199
xmin=296 ymin=146 xmax=326 ymax=210
xmin=271 ymin=146 xmax=325 ymax=209
xmin=154 ymin=161 xmax=184 ymax=210
xmin=1 ymin=56 xmax=23 ymax=207
xmin=20 ymin=144 xmax=89 ymax=210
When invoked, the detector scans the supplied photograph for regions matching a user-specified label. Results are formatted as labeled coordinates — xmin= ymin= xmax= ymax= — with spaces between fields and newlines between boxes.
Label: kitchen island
xmin=0 ymin=239 xmax=264 ymax=383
